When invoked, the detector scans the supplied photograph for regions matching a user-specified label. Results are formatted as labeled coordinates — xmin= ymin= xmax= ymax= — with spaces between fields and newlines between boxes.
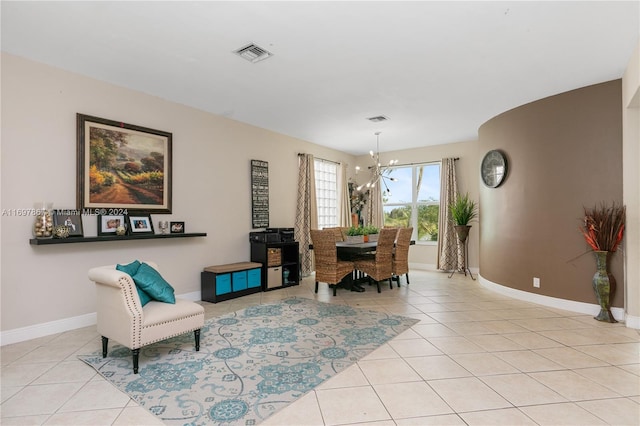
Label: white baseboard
xmin=625 ymin=314 xmax=640 ymax=329
xmin=0 ymin=312 xmax=97 ymax=346
xmin=478 ymin=274 xmax=631 ymax=326
xmin=0 ymin=291 xmax=203 ymax=346
xmin=410 ymin=262 xmax=479 ymax=275
xmin=410 ymin=262 xmax=438 ymax=271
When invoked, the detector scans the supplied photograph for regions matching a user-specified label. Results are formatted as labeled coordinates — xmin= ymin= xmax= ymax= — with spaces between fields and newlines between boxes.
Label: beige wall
xmin=3 ymin=46 xmax=637 ymax=339
xmin=355 ymin=141 xmax=480 ymax=270
xmin=622 ymin=40 xmax=640 ymax=327
xmin=478 ymin=80 xmax=624 ymax=308
xmin=0 ymin=53 xmax=355 ymax=332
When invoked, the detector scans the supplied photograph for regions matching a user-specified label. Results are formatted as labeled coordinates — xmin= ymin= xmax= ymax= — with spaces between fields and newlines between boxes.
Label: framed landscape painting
xmin=77 ymin=114 xmax=172 ymax=214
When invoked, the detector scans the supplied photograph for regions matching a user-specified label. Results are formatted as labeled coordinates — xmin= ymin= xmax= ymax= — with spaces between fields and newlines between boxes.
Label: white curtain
xmin=295 ymin=154 xmax=317 ymax=276
xmin=366 ymin=185 xmax=383 ymax=228
xmin=338 ymin=163 xmax=352 ymax=226
xmin=437 ymin=158 xmax=461 ymax=271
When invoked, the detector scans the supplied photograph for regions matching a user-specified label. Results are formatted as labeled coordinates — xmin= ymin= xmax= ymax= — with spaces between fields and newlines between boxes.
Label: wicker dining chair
xmin=392 ymin=227 xmax=413 ymax=286
xmin=353 ymin=227 xmax=397 ymax=293
xmin=310 ymin=229 xmax=354 ymax=296
xmin=323 ymin=227 xmax=345 ymax=242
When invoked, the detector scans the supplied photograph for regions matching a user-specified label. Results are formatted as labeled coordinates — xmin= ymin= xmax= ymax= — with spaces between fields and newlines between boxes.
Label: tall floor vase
xmin=592 ymin=250 xmax=617 ymax=323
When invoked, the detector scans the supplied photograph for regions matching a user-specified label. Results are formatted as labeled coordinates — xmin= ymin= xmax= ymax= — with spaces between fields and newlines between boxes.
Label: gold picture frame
xmin=77 ymin=114 xmax=172 ymax=214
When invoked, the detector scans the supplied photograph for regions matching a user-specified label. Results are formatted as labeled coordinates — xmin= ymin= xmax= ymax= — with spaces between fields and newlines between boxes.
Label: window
xmin=382 ymin=162 xmax=441 ymax=242
xmin=314 ymin=159 xmax=338 ymax=229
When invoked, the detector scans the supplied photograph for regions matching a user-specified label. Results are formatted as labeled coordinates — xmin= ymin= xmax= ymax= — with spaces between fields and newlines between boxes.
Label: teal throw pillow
xmin=116 ymin=260 xmax=141 ymax=276
xmin=132 ymin=263 xmax=176 ymax=304
xmin=135 ymin=287 xmax=153 ymax=307
xmin=116 ymin=260 xmax=152 ymax=306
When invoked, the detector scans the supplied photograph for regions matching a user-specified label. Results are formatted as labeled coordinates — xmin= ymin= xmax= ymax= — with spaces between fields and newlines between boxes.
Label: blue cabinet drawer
xmin=232 ymin=271 xmax=248 ymax=291
xmin=215 ymin=273 xmax=231 ymax=295
xmin=247 ymin=268 xmax=261 ymax=288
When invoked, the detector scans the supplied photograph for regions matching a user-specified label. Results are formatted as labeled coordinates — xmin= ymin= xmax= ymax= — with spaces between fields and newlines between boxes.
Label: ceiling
xmin=2 ymin=1 xmax=638 ymax=155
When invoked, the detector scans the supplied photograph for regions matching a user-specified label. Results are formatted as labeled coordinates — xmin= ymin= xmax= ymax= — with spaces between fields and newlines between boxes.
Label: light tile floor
xmin=1 ymin=270 xmax=639 ymax=425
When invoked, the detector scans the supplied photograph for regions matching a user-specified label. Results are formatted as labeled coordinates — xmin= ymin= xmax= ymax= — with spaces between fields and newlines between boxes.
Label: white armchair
xmin=88 ymin=261 xmax=205 ymax=373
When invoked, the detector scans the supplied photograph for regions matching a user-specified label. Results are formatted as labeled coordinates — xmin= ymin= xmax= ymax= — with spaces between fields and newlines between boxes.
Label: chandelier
xmin=356 ymin=132 xmax=398 ymax=194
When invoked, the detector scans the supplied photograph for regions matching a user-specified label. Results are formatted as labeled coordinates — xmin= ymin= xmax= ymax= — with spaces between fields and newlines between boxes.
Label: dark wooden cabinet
xmin=250 ymin=241 xmax=299 ymax=291
xmin=201 ymin=262 xmax=262 ymax=303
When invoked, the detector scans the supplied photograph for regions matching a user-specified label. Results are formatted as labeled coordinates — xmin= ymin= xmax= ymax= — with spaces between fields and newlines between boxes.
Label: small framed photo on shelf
xmin=53 ymin=210 xmax=84 ymax=237
xmin=98 ymin=215 xmax=127 ymax=236
xmin=129 ymin=215 xmax=154 ymax=234
xmin=170 ymin=221 xmax=185 ymax=234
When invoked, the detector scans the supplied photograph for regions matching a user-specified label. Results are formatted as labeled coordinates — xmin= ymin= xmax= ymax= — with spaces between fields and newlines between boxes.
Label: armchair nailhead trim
xmin=140 ymin=312 xmax=204 ymax=347
xmin=118 ymin=275 xmax=143 ymax=347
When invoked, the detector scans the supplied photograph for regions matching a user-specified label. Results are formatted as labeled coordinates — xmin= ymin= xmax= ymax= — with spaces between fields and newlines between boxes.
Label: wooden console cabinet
xmin=250 ymin=241 xmax=299 ymax=291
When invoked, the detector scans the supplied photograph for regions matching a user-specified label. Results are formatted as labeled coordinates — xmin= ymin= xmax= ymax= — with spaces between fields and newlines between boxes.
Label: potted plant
xmin=363 ymin=225 xmax=379 ymax=241
xmin=449 ymin=192 xmax=478 ymax=242
xmin=579 ymin=202 xmax=625 ymax=323
xmin=346 ymin=226 xmax=365 ymax=243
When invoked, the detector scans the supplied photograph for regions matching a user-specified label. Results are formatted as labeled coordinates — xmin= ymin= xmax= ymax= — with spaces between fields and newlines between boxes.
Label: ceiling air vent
xmin=233 ymin=43 xmax=273 ymax=63
xmin=367 ymin=115 xmax=389 ymax=123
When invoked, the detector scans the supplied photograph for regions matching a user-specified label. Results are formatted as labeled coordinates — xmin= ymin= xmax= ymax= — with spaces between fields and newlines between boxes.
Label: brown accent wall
xmin=478 ymin=80 xmax=623 ymax=307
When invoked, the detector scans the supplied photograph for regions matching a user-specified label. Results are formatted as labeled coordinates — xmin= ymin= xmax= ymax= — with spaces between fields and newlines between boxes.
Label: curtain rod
xmin=391 ymin=157 xmax=459 ymax=167
xmin=299 ymin=153 xmax=458 ymax=167
xmin=298 ymin=153 xmax=340 ymax=165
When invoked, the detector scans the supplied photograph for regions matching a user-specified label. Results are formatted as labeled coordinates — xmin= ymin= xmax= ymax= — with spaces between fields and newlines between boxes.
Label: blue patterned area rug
xmin=79 ymin=297 xmax=419 ymax=426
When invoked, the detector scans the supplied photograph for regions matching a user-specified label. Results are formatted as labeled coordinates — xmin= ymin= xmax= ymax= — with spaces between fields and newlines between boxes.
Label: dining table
xmin=308 ymin=239 xmax=414 ymax=292
xmin=309 ymin=239 xmax=415 ymax=259
xmin=335 ymin=241 xmax=378 ymax=257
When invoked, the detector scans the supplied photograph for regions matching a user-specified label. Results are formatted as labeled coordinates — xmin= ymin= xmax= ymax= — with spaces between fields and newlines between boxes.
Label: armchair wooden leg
xmin=101 ymin=336 xmax=108 ymax=358
xmin=406 ymin=273 xmax=410 ymax=284
xmin=315 ymin=281 xmax=319 ymax=293
xmin=132 ymin=348 xmax=140 ymax=374
xmin=194 ymin=329 xmax=201 ymax=351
